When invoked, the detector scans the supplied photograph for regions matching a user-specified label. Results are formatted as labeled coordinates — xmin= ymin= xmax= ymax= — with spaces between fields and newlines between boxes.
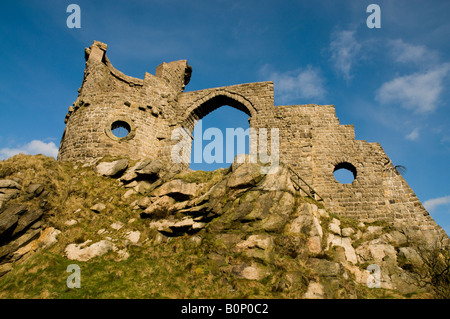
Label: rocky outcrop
xmin=87 ymin=156 xmax=449 ymax=297
xmin=0 ymin=176 xmax=60 ymax=277
xmin=0 ymin=154 xmax=448 ymax=298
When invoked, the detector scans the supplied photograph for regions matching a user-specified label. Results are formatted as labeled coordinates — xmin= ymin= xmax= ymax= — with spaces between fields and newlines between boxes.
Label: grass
xmin=0 ymin=234 xmax=308 ymax=299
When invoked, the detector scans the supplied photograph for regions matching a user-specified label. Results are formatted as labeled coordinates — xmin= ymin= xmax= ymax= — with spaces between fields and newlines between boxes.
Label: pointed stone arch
xmin=181 ymin=89 xmax=257 ymax=132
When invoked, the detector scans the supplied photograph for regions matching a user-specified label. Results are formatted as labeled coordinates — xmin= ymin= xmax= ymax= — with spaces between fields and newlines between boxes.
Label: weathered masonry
xmin=58 ymin=41 xmax=447 ymax=240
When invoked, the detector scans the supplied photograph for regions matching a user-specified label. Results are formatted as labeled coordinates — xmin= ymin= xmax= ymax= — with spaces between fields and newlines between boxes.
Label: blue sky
xmin=0 ymin=0 xmax=449 ymax=234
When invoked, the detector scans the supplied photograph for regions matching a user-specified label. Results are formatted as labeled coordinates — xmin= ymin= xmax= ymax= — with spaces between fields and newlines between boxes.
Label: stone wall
xmin=57 ymin=41 xmax=447 ymax=240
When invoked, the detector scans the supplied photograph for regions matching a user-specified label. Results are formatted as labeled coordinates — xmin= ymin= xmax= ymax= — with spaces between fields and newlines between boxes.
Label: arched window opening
xmin=189 ymin=106 xmax=250 ymax=171
xmin=333 ymin=162 xmax=357 ymax=184
xmin=111 ymin=120 xmax=131 ymax=139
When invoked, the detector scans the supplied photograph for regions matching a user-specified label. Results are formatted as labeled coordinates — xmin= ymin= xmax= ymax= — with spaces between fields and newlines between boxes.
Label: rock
xmin=342 ymin=227 xmax=355 ymax=237
xmin=126 ymin=231 xmax=140 ymax=244
xmin=383 ymin=230 xmax=408 ymax=247
xmin=115 ymin=249 xmax=129 ymax=261
xmin=259 ymin=213 xmax=288 ymax=232
xmin=133 ymin=180 xmax=154 ymax=194
xmin=124 ymin=180 xmax=138 ymax=188
xmin=236 ymin=234 xmax=274 ymax=251
xmin=11 ymin=229 xmax=46 ymax=261
xmin=288 ymin=204 xmax=323 ymax=239
xmin=95 ymin=159 xmax=128 ymax=177
xmin=0 ymin=263 xmax=13 ymax=277
xmin=332 ymin=246 xmax=348 ymax=263
xmin=65 ymin=240 xmax=116 ymax=261
xmin=120 ymin=159 xmax=151 ymax=182
xmin=0 ymin=204 xmax=28 ymax=239
xmin=0 ymin=227 xmax=41 ymax=261
xmin=230 ymin=154 xmax=250 ymax=171
xmin=152 ymin=179 xmax=202 ymax=201
xmin=0 ymin=180 xmax=22 ymax=189
xmin=327 ymin=234 xmax=357 ymax=264
xmin=32 ymin=227 xmax=60 ymax=250
xmin=232 ymin=262 xmax=269 ymax=280
xmin=143 ymin=196 xmax=176 ymax=216
xmin=256 ymin=165 xmax=295 ymax=193
xmin=90 ymin=203 xmax=106 ymax=214
xmin=189 ymin=235 xmax=202 ymax=247
xmin=364 ymin=226 xmax=384 ymax=239
xmin=136 ymin=197 xmax=151 ymax=209
xmin=152 ymin=217 xmax=202 ymax=236
xmin=236 ymin=234 xmax=274 ymax=262
xmin=192 ymin=222 xmax=206 ymax=230
xmin=328 ymin=218 xmax=341 ymax=236
xmin=213 ymin=233 xmax=242 ymax=249
xmin=123 ymin=189 xmax=137 ymax=199
xmin=171 ymin=217 xmax=195 ymax=229
xmin=135 ymin=159 xmax=163 ymax=177
xmin=0 ymin=204 xmax=43 ymax=239
xmin=65 ymin=219 xmax=78 ymax=226
xmin=398 ymin=247 xmax=423 ymax=268
xmin=227 ymin=163 xmax=261 ymax=189
xmin=26 ymin=184 xmax=44 ymax=197
xmin=318 ymin=209 xmax=329 ymax=218
xmin=304 ymin=281 xmax=325 ymax=299
xmin=0 ymin=185 xmax=20 ymax=206
xmin=307 ymin=258 xmax=343 ymax=277
xmin=307 ymin=236 xmax=322 ymax=254
xmin=356 ymin=240 xmax=397 ymax=264
xmin=110 ymin=222 xmax=124 ymax=230
xmin=12 ymin=209 xmax=44 ymax=236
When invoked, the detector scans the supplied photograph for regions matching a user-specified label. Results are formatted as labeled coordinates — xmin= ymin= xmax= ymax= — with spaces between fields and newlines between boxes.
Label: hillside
xmin=0 ymin=154 xmax=448 ymax=299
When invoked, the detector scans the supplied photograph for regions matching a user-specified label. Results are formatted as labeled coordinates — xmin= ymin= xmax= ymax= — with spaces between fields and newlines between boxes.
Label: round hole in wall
xmin=333 ymin=162 xmax=357 ymax=184
xmin=111 ymin=120 xmax=131 ymax=138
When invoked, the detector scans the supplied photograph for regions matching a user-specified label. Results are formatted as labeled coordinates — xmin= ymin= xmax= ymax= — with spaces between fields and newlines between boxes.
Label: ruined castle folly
xmin=58 ymin=41 xmax=447 ymax=242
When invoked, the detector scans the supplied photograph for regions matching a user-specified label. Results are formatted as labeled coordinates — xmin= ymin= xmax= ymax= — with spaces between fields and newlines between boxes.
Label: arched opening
xmin=189 ymin=105 xmax=250 ymax=171
xmin=333 ymin=162 xmax=357 ymax=184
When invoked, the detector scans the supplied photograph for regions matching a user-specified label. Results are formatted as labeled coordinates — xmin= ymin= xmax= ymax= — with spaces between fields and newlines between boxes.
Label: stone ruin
xmin=57 ymin=41 xmax=448 ymax=244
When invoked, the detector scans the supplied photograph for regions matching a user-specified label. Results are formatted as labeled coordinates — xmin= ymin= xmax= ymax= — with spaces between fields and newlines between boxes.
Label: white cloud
xmin=0 ymin=140 xmax=59 ymax=160
xmin=376 ymin=64 xmax=450 ymax=113
xmin=329 ymin=30 xmax=361 ymax=80
xmin=424 ymin=195 xmax=450 ymax=213
xmin=388 ymin=39 xmax=438 ymax=65
xmin=405 ymin=128 xmax=420 ymax=141
xmin=260 ymin=65 xmax=326 ymax=104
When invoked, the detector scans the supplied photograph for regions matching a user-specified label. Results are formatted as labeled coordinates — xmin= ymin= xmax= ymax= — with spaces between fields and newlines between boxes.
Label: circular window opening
xmin=111 ymin=121 xmax=131 ymax=139
xmin=333 ymin=162 xmax=357 ymax=184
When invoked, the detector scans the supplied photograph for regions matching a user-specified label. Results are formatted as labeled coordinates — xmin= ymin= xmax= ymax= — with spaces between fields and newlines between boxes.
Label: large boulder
xmin=135 ymin=160 xmax=163 ymax=177
xmin=227 ymin=162 xmax=261 ymax=189
xmin=95 ymin=159 xmax=128 ymax=177
xmin=152 ymin=179 xmax=202 ymax=201
xmin=120 ymin=159 xmax=152 ymax=182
